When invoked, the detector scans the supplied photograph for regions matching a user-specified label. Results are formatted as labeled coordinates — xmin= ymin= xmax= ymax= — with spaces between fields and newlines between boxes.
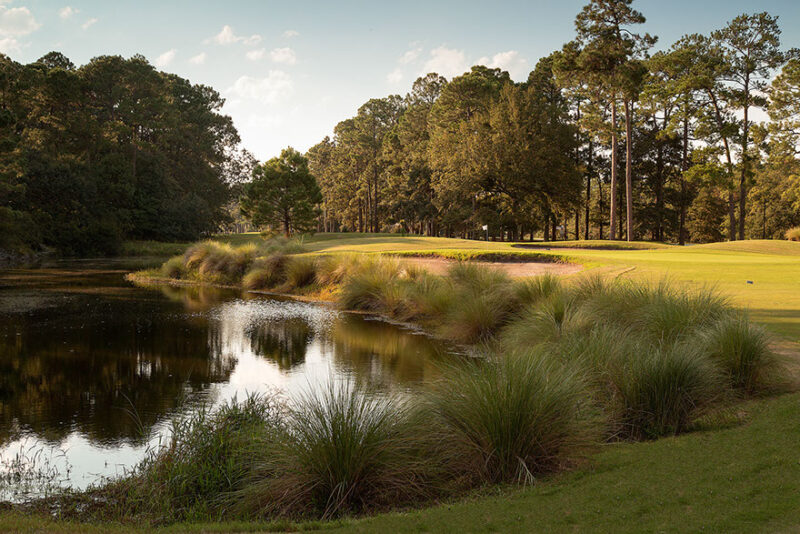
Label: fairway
xmin=219 ymin=233 xmax=800 ymax=343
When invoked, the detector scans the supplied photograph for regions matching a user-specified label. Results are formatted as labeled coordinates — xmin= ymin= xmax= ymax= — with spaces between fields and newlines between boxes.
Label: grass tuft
xmin=699 ymin=315 xmax=777 ymax=393
xmin=284 ymin=256 xmax=318 ymax=289
xmin=239 ymin=381 xmax=431 ymax=519
xmin=425 ymin=353 xmax=596 ymax=485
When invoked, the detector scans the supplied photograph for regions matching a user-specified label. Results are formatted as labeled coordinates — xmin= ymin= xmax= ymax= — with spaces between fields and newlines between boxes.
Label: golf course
xmin=4 ymin=232 xmax=797 ymax=533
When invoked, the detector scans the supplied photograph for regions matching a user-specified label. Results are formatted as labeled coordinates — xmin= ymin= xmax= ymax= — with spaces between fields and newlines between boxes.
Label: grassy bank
xmin=6 ymin=388 xmax=800 ymax=533
xmin=10 ymin=235 xmax=769 ymax=528
xmin=6 ymin=233 xmax=798 ymax=532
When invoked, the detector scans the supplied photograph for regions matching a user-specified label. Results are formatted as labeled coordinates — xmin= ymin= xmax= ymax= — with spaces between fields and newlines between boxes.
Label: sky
xmin=2 ymin=0 xmax=800 ymax=161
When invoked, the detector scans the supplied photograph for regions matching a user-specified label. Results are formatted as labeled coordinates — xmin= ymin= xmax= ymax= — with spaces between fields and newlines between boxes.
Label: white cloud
xmin=245 ymin=48 xmax=265 ymax=61
xmin=227 ymin=71 xmax=293 ymax=104
xmin=269 ymin=47 xmax=296 ymax=65
xmin=422 ymin=46 xmax=467 ymax=78
xmin=58 ymin=6 xmax=78 ymax=19
xmin=154 ymin=49 xmax=176 ymax=68
xmin=476 ymin=50 xmax=529 ymax=80
xmin=282 ymin=29 xmax=299 ymax=38
xmin=189 ymin=52 xmax=206 ymax=65
xmin=0 ymin=36 xmax=20 ymax=54
xmin=386 ymin=67 xmax=403 ymax=84
xmin=210 ymin=25 xmax=261 ymax=46
xmin=399 ymin=46 xmax=422 ymax=65
xmin=81 ymin=17 xmax=97 ymax=30
xmin=0 ymin=5 xmax=40 ymax=36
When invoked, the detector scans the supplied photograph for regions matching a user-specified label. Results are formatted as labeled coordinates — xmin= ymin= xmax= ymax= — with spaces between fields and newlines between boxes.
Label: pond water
xmin=0 ymin=259 xmax=454 ymax=500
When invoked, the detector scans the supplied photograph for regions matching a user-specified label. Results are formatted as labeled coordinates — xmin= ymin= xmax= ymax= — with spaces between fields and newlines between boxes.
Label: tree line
xmin=305 ymin=1 xmax=800 ymax=243
xmin=0 ymin=52 xmax=249 ymax=255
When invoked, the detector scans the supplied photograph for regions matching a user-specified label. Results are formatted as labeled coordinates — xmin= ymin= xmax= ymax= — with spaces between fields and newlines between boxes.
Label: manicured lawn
xmin=330 ymin=392 xmax=800 ymax=534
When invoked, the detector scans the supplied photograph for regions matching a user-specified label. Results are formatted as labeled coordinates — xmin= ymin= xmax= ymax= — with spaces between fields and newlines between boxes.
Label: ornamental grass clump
xmin=578 ymin=278 xmax=729 ymax=343
xmin=608 ymin=341 xmax=724 ymax=440
xmin=284 ymin=255 xmax=318 ymax=290
xmin=501 ymin=292 xmax=585 ymax=347
xmin=160 ymin=255 xmax=186 ymax=279
xmin=514 ymin=273 xmax=563 ymax=307
xmin=338 ymin=256 xmax=406 ymax=315
xmin=699 ymin=315 xmax=777 ymax=393
xmin=110 ymin=394 xmax=281 ymax=522
xmin=425 ymin=353 xmax=596 ymax=485
xmin=239 ymin=381 xmax=432 ymax=519
xmin=242 ymin=253 xmax=288 ymax=290
xmin=437 ymin=263 xmax=519 ymax=344
xmin=182 ymin=241 xmax=257 ymax=283
xmin=313 ymin=253 xmax=363 ymax=288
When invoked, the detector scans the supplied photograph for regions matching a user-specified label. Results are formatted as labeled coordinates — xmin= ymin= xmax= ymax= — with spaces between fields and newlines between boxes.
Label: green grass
xmin=121 ymin=240 xmax=191 ymax=257
xmin=6 ymin=392 xmax=800 ymax=532
xmin=327 ymin=391 xmax=800 ymax=534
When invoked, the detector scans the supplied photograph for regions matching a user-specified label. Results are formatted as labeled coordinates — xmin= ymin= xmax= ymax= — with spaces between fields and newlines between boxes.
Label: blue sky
xmin=3 ymin=0 xmax=800 ymax=160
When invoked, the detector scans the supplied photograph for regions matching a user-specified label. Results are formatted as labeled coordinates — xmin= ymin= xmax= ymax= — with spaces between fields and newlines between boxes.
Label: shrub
xmin=699 ymin=315 xmax=776 ymax=393
xmin=240 ymin=381 xmax=430 ymax=519
xmin=425 ymin=353 xmax=595 ymax=484
xmin=786 ymin=227 xmax=800 ymax=241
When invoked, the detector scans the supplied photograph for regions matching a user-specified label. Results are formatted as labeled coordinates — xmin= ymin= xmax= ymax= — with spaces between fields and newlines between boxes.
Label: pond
xmin=0 ymin=259 xmax=455 ymax=500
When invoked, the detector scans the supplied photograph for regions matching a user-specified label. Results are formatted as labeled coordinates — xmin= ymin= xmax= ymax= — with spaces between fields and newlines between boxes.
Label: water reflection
xmin=0 ymin=263 xmax=453 ymax=493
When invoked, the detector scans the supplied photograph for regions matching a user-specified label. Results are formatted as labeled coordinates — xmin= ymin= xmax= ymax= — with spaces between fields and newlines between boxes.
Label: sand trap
xmin=402 ymin=257 xmax=582 ymax=278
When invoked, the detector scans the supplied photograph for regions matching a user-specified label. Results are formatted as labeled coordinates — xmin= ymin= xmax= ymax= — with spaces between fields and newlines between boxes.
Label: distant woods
xmin=0 ymin=52 xmax=251 ymax=255
xmin=4 ymin=1 xmax=800 ymax=254
xmin=307 ymin=3 xmax=800 ymax=243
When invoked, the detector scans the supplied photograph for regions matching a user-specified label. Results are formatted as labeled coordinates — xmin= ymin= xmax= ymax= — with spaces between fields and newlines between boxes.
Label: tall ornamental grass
xmin=424 ymin=354 xmax=596 ymax=484
xmin=699 ymin=315 xmax=776 ymax=393
xmin=238 ymin=381 xmax=433 ymax=519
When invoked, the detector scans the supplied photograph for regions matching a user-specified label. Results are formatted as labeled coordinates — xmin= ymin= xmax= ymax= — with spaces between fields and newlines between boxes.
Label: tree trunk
xmin=679 ymin=114 xmax=689 ymax=245
xmin=624 ymin=99 xmax=633 ymax=242
xmin=585 ymin=140 xmax=592 ymax=240
xmin=708 ymin=90 xmax=737 ymax=241
xmin=544 ymin=216 xmax=550 ymax=242
xmin=610 ymin=99 xmax=618 ymax=240
xmin=739 ymin=85 xmax=749 ymax=241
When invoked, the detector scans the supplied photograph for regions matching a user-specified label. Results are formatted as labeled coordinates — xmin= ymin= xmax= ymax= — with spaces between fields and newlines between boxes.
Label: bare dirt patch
xmin=402 ymin=257 xmax=583 ymax=278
